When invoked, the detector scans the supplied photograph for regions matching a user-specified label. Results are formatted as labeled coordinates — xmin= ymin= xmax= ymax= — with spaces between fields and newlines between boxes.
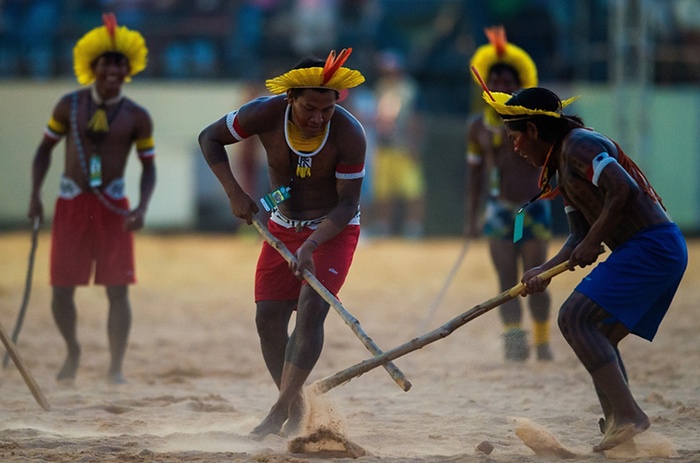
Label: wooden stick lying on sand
xmin=310 ymin=261 xmax=572 ymax=395
xmin=251 ymin=216 xmax=412 ymax=392
xmin=0 ymin=317 xmax=51 ymax=410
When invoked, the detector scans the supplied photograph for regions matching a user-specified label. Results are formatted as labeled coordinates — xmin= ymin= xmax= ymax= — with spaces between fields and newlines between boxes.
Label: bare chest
xmin=558 ymin=168 xmax=604 ymax=218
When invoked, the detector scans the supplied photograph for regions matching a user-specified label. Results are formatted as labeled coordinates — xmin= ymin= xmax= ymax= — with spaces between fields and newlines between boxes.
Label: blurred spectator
xmin=161 ymin=0 xmax=229 ymax=78
xmin=291 ymin=0 xmax=339 ymax=57
xmin=342 ymin=78 xmax=378 ymax=220
xmin=365 ymin=49 xmax=425 ymax=238
xmin=1 ymin=2 xmax=700 ymax=86
xmin=0 ymin=0 xmax=61 ymax=79
xmin=410 ymin=1 xmax=472 ymax=115
xmin=224 ymin=0 xmax=281 ymax=79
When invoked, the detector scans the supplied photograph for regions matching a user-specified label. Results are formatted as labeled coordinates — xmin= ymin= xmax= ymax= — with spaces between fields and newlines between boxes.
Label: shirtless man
xmin=28 ymin=14 xmax=156 ymax=384
xmin=467 ymin=27 xmax=552 ymax=361
xmin=198 ymin=49 xmax=366 ymax=439
xmin=483 ymin=86 xmax=687 ymax=451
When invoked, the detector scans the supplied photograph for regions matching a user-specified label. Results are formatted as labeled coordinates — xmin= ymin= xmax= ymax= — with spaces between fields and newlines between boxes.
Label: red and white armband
xmin=335 ymin=163 xmax=365 ymax=180
xmin=225 ymin=110 xmax=250 ymax=141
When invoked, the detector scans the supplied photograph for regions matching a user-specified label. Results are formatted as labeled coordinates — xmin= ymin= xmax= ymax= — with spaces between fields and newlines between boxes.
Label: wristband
xmin=306 ymin=239 xmax=319 ymax=249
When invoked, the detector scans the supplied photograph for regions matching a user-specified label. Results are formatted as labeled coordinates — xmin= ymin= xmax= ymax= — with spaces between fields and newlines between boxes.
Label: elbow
xmin=197 ymin=128 xmax=209 ymax=151
xmin=564 ymin=231 xmax=585 ymax=250
xmin=614 ymin=180 xmax=640 ymax=213
xmin=624 ymin=181 xmax=641 ymax=208
xmin=198 ymin=128 xmax=217 ymax=163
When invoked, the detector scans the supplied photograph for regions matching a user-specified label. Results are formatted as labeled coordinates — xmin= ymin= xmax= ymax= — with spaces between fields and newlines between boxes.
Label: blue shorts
xmin=576 ymin=222 xmax=687 ymax=341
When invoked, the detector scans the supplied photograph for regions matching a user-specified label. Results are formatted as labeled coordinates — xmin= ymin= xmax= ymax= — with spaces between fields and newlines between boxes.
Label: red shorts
xmin=51 ymin=194 xmax=135 ymax=286
xmin=255 ymin=220 xmax=360 ymax=301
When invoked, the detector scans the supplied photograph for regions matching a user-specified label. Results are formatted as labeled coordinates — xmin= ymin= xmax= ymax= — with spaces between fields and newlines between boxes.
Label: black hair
xmin=503 ymin=87 xmax=584 ymax=143
xmin=293 ymin=57 xmax=324 ymax=69
xmin=288 ymin=56 xmax=339 ymax=99
xmin=489 ymin=62 xmax=521 ymax=86
xmin=92 ymin=51 xmax=128 ymax=67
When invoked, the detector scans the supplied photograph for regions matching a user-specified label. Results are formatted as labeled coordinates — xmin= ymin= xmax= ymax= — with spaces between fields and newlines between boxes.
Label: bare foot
xmin=108 ymin=370 xmax=128 ymax=384
xmin=56 ymin=347 xmax=80 ymax=382
xmin=249 ymin=408 xmax=287 ymax=441
xmin=281 ymin=395 xmax=306 ymax=437
xmin=593 ymin=417 xmax=650 ymax=452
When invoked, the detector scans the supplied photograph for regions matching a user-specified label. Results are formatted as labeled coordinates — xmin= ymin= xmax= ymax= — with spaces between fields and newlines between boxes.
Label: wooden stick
xmin=0 ymin=317 xmax=51 ymax=410
xmin=3 ymin=217 xmax=40 ymax=369
xmin=310 ymin=262 xmax=572 ymax=395
xmin=414 ymin=239 xmax=469 ymax=336
xmin=251 ymin=216 xmax=412 ymax=392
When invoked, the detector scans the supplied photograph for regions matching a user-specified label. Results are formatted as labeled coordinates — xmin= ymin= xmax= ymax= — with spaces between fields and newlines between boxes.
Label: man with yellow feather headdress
xmin=479 ymin=81 xmax=687 ymax=451
xmin=199 ymin=49 xmax=367 ymax=439
xmin=28 ymin=14 xmax=156 ymax=384
xmin=465 ymin=26 xmax=554 ymax=363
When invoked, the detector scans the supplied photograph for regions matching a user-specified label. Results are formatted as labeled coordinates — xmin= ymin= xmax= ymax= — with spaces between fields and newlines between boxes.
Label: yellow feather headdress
xmin=265 ymin=48 xmax=365 ymax=94
xmin=73 ymin=13 xmax=148 ymax=86
xmin=470 ymin=26 xmax=538 ymax=89
xmin=482 ymin=91 xmax=579 ymax=119
xmin=470 ymin=65 xmax=578 ymax=119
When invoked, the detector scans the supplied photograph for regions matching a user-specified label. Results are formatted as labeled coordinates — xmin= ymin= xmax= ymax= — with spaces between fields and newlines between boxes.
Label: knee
xmin=296 ymin=298 xmax=329 ymax=328
xmin=557 ymin=302 xmax=575 ymax=339
xmin=255 ymin=302 xmax=291 ymax=335
xmin=255 ymin=308 xmax=273 ymax=334
xmin=52 ymin=286 xmax=75 ymax=309
xmin=106 ymin=286 xmax=129 ymax=304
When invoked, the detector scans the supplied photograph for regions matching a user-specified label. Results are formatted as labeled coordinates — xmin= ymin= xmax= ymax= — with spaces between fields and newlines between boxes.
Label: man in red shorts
xmin=198 ymin=48 xmax=366 ymax=439
xmin=28 ymin=14 xmax=156 ymax=384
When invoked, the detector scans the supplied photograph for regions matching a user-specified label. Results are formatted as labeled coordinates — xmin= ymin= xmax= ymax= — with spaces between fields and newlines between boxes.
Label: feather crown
xmin=470 ymin=26 xmax=538 ymax=89
xmin=265 ymin=48 xmax=365 ymax=94
xmin=73 ymin=13 xmax=148 ymax=85
xmin=482 ymin=91 xmax=579 ymax=119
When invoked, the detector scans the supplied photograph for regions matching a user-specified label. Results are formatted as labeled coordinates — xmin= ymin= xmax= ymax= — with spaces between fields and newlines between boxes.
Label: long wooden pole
xmin=251 ymin=216 xmax=412 ymax=392
xmin=310 ymin=262 xmax=572 ymax=395
xmin=0 ymin=318 xmax=51 ymax=410
xmin=3 ymin=217 xmax=40 ymax=368
xmin=414 ymin=239 xmax=469 ymax=336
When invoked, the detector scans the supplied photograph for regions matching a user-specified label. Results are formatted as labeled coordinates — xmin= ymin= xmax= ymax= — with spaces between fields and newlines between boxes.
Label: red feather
xmin=484 ymin=26 xmax=507 ymax=58
xmin=471 ymin=65 xmax=495 ymax=102
xmin=103 ymin=12 xmax=117 ymax=44
xmin=321 ymin=48 xmax=352 ymax=86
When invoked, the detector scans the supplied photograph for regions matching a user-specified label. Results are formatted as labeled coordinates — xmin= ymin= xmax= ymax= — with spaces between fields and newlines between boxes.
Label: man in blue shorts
xmin=482 ymin=86 xmax=687 ymax=452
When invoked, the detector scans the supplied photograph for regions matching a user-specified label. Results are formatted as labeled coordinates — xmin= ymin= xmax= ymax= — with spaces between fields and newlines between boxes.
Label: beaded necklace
xmin=284 ymin=104 xmax=330 ymax=178
xmin=70 ymin=90 xmax=129 ymax=216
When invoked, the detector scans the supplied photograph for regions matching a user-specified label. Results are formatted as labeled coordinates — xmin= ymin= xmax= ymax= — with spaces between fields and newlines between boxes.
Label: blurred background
xmin=1 ymin=0 xmax=699 ymax=236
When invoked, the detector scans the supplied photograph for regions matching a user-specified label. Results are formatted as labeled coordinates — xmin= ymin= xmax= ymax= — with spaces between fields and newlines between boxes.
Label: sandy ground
xmin=0 ymin=227 xmax=698 ymax=462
